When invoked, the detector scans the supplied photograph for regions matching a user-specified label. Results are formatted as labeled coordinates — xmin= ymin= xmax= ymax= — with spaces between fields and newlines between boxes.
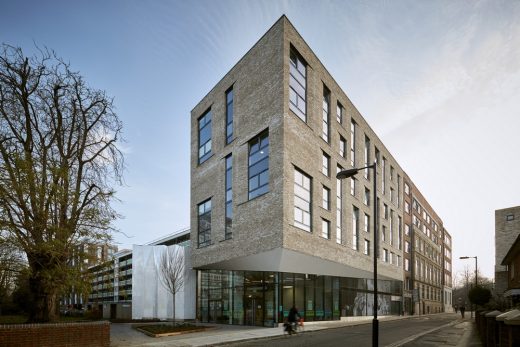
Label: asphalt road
xmin=222 ymin=314 xmax=460 ymax=347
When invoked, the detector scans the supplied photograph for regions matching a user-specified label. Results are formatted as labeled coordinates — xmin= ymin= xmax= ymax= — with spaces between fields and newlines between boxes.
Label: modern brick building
xmin=190 ymin=15 xmax=452 ymax=326
xmin=495 ymin=206 xmax=520 ymax=297
xmin=401 ymin=175 xmax=451 ymax=315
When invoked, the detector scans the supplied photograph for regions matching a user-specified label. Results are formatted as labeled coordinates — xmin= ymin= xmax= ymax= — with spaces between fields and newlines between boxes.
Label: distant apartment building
xmin=495 ymin=206 xmax=520 ymax=297
xmin=60 ymin=242 xmax=118 ymax=310
xmin=402 ymin=175 xmax=451 ymax=315
xmin=86 ymin=229 xmax=195 ymax=320
xmin=190 ymin=15 xmax=452 ymax=327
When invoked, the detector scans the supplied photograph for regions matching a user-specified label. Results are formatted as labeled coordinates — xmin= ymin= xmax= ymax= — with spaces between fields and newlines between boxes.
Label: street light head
xmin=336 ymin=168 xmax=360 ymax=179
xmin=459 ymin=256 xmax=469 ymax=259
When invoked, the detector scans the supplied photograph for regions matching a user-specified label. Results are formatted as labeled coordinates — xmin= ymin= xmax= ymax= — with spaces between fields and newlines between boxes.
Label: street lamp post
xmin=460 ymin=256 xmax=478 ymax=318
xmin=337 ymin=162 xmax=378 ymax=347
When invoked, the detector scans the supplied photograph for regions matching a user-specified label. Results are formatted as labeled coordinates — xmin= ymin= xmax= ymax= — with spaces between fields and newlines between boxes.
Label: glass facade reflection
xmin=197 ymin=270 xmax=402 ymax=327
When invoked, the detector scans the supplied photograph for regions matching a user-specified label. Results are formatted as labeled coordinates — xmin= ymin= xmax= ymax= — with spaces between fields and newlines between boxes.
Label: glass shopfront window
xmin=197 ymin=269 xmax=402 ymax=327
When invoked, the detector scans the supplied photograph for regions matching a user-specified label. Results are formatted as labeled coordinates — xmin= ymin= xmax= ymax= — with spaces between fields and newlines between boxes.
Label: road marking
xmin=385 ymin=320 xmax=462 ymax=347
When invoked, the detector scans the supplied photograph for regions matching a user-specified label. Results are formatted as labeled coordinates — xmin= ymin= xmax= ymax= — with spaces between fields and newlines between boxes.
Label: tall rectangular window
xmin=322 ymin=219 xmax=331 ymax=239
xmin=322 ymin=186 xmax=330 ymax=210
xmin=198 ymin=199 xmax=212 ymax=247
xmin=383 ymin=249 xmax=388 ymax=262
xmin=364 ymin=239 xmax=370 ymax=255
xmin=352 ymin=206 xmax=359 ymax=251
xmin=364 ymin=187 xmax=370 ymax=206
xmin=198 ymin=109 xmax=212 ymax=164
xmin=390 ymin=165 xmax=395 ymax=181
xmin=364 ymin=213 xmax=369 ymax=233
xmin=339 ymin=136 xmax=346 ymax=158
xmin=336 ymin=166 xmax=342 ymax=244
xmin=289 ymin=49 xmax=307 ymax=121
xmin=382 ymin=225 xmax=386 ymax=243
xmin=375 ymin=146 xmax=380 ymax=165
xmin=350 ymin=178 xmax=356 ymax=196
xmin=294 ymin=168 xmax=311 ymax=231
xmin=248 ymin=131 xmax=269 ymax=199
xmin=364 ymin=135 xmax=370 ymax=179
xmin=337 ymin=102 xmax=343 ymax=124
xmin=322 ymin=87 xmax=330 ymax=142
xmin=390 ymin=188 xmax=395 ymax=204
xmin=397 ymin=174 xmax=401 ymax=208
xmin=382 ymin=157 xmax=386 ymax=193
xmin=224 ymin=89 xmax=233 ymax=146
xmin=390 ymin=210 xmax=394 ymax=246
xmin=225 ymin=155 xmax=233 ymax=239
xmin=322 ymin=152 xmax=330 ymax=177
xmin=404 ymin=182 xmax=410 ymax=195
xmin=350 ymin=120 xmax=356 ymax=166
xmin=398 ymin=216 xmax=403 ymax=250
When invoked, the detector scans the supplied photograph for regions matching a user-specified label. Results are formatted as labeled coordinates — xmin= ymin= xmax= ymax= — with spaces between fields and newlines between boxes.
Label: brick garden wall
xmin=0 ymin=321 xmax=109 ymax=347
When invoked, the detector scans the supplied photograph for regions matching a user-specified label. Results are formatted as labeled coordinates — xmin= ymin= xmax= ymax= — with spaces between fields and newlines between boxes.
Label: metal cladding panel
xmin=131 ymin=245 xmax=195 ymax=320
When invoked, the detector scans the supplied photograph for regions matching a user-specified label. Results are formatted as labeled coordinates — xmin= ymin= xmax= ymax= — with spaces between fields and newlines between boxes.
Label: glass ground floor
xmin=197 ymin=270 xmax=403 ymax=327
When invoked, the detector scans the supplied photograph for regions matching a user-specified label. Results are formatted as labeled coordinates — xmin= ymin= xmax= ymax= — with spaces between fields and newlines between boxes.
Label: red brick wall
xmin=0 ymin=321 xmax=109 ymax=347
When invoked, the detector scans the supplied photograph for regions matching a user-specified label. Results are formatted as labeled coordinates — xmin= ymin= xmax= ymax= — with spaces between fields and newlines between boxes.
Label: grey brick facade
xmin=190 ymin=16 xmax=451 ymax=309
xmin=495 ymin=206 xmax=520 ymax=295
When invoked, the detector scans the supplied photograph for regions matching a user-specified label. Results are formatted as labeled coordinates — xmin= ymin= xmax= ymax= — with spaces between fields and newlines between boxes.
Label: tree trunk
xmin=27 ymin=251 xmax=62 ymax=323
xmin=172 ymin=293 xmax=176 ymax=326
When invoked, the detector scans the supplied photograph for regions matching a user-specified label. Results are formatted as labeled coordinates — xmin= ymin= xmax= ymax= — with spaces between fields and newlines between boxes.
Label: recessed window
xmin=322 ymin=86 xmax=330 ymax=142
xmin=225 ymin=155 xmax=233 ymax=239
xmin=352 ymin=206 xmax=359 ymax=251
xmin=382 ymin=225 xmax=386 ymax=243
xmin=289 ymin=49 xmax=307 ymax=122
xmin=337 ymin=102 xmax=343 ymax=124
xmin=336 ymin=167 xmax=343 ymax=244
xmin=364 ymin=187 xmax=370 ymax=206
xmin=405 ymin=201 xmax=410 ymax=214
xmin=364 ymin=135 xmax=370 ymax=180
xmin=339 ymin=136 xmax=346 ymax=158
xmin=404 ymin=182 xmax=410 ymax=195
xmin=364 ymin=239 xmax=370 ymax=255
xmin=350 ymin=177 xmax=356 ymax=196
xmin=248 ymin=131 xmax=269 ymax=199
xmin=506 ymin=214 xmax=515 ymax=221
xmin=322 ymin=186 xmax=330 ymax=210
xmin=350 ymin=120 xmax=356 ymax=166
xmin=225 ymin=87 xmax=234 ymax=144
xmin=198 ymin=109 xmax=212 ymax=164
xmin=198 ymin=199 xmax=212 ymax=247
xmin=364 ymin=213 xmax=370 ymax=233
xmin=294 ymin=168 xmax=311 ymax=231
xmin=322 ymin=219 xmax=331 ymax=239
xmin=322 ymin=152 xmax=330 ymax=177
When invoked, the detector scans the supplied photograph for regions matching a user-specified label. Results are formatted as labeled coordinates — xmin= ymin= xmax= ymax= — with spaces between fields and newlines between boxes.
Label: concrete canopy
xmin=197 ymin=247 xmax=398 ymax=281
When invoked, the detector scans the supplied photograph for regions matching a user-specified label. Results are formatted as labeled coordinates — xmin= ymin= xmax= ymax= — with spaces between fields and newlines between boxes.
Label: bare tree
xmin=0 ymin=44 xmax=124 ymax=322
xmin=0 ymin=237 xmax=25 ymax=314
xmin=159 ymin=246 xmax=185 ymax=325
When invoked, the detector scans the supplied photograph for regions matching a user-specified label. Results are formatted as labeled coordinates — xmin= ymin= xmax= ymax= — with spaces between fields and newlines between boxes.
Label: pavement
xmin=110 ymin=313 xmax=482 ymax=347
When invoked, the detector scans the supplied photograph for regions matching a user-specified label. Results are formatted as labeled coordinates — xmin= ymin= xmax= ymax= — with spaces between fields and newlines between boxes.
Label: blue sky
xmin=2 ymin=0 xmax=519 ymax=282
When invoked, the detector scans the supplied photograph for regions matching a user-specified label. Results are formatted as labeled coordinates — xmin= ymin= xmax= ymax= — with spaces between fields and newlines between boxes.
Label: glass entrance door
xmin=245 ymin=286 xmax=264 ymax=326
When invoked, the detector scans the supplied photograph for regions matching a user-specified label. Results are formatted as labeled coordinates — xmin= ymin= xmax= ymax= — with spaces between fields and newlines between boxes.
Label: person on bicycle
xmin=287 ymin=306 xmax=301 ymax=334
